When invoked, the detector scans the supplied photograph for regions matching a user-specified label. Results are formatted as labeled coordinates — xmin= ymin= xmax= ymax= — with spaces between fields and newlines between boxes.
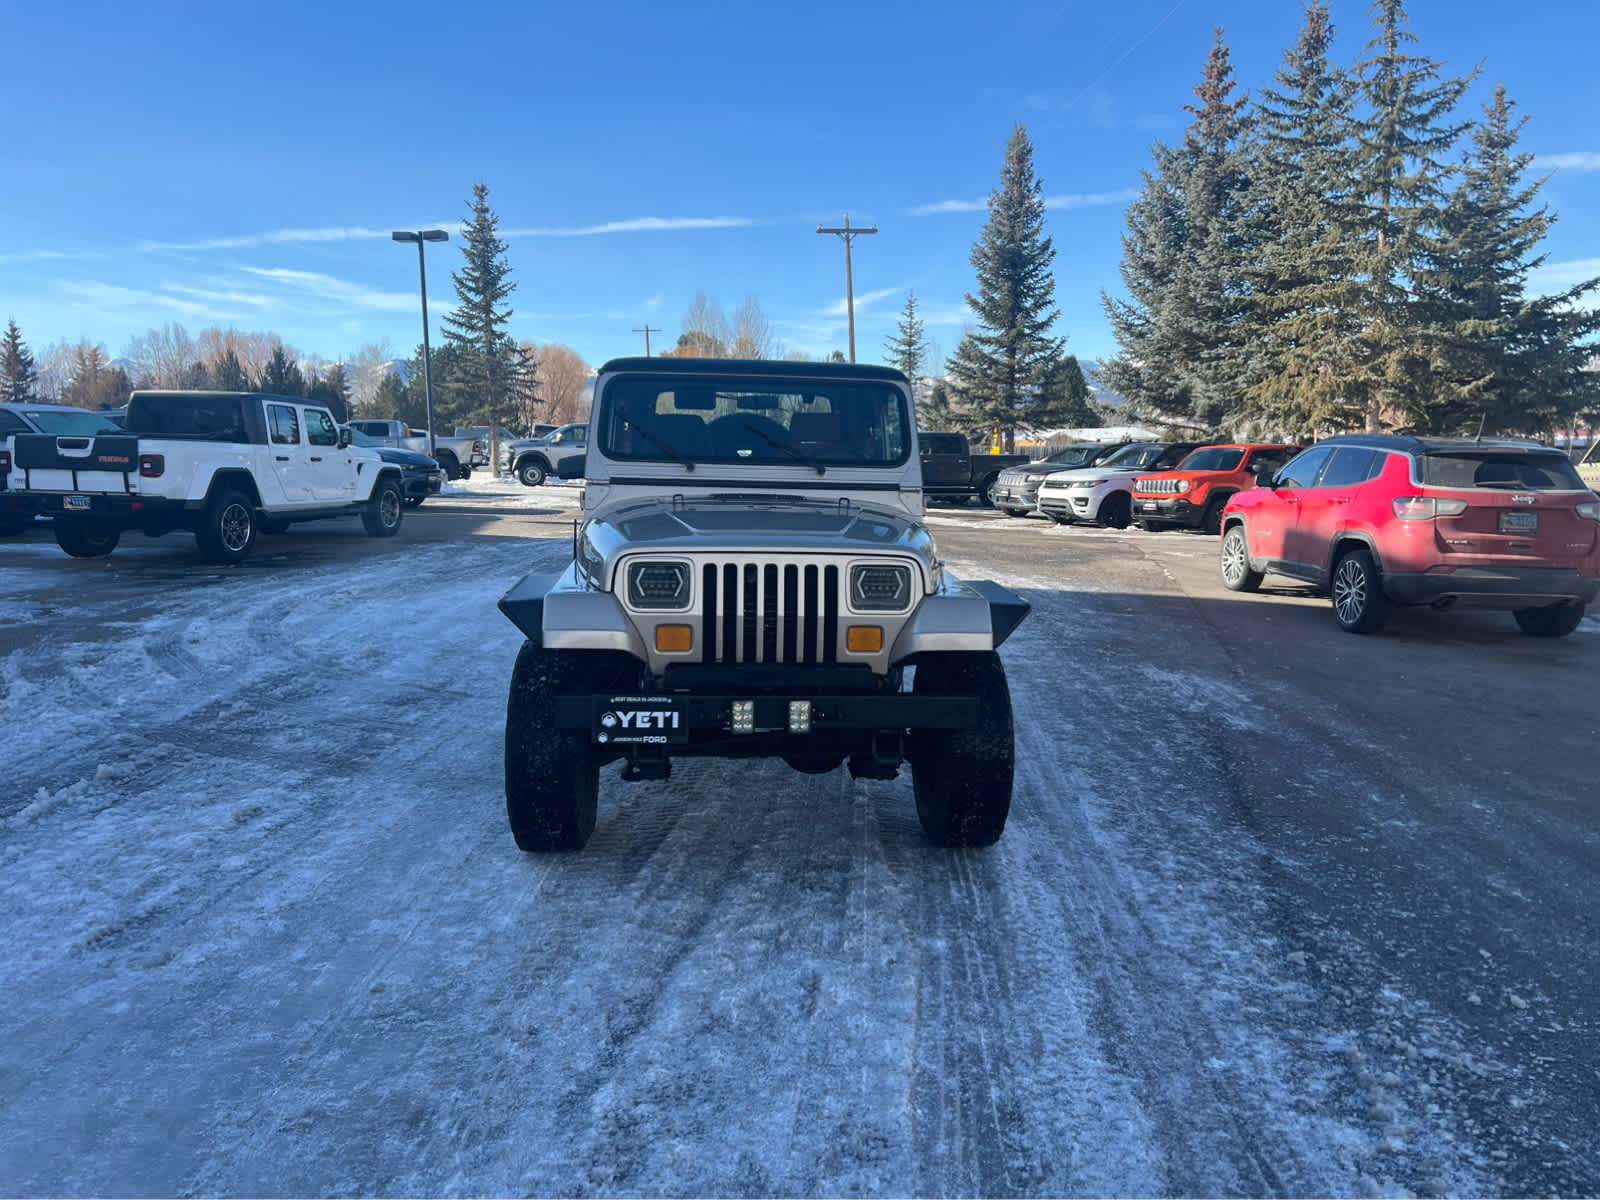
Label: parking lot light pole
xmin=392 ymin=229 xmax=449 ymax=459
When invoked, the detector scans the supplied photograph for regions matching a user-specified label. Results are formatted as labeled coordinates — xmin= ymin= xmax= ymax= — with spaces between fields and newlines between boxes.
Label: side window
xmin=268 ymin=404 xmax=300 ymax=446
xmin=1319 ymin=447 xmax=1378 ymax=488
xmin=0 ymin=410 xmax=31 ymax=434
xmin=303 ymin=408 xmax=338 ymax=447
xmin=1154 ymin=444 xmax=1193 ymax=469
xmin=572 ymin=426 xmax=586 ymax=445
xmin=1247 ymin=449 xmax=1291 ymax=476
xmin=1277 ymin=446 xmax=1333 ymax=489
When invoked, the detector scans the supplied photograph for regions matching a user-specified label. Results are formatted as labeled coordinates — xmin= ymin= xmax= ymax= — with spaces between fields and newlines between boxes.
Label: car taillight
xmin=1393 ymin=496 xmax=1468 ymax=520
xmin=473 ymin=440 xmax=484 ymax=453
xmin=1577 ymin=500 xmax=1600 ymax=521
xmin=139 ymin=454 xmax=164 ymax=478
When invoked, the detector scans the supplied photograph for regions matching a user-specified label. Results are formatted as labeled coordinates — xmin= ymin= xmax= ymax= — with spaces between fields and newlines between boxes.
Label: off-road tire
xmin=434 ymin=451 xmax=461 ymax=480
xmin=979 ymin=475 xmax=1001 ymax=508
xmin=1513 ymin=602 xmax=1585 ymax=638
xmin=54 ymin=521 xmax=121 ymax=558
xmin=518 ymin=459 xmax=547 ymax=488
xmin=1097 ymin=491 xmax=1132 ymax=529
xmin=362 ymin=478 xmax=404 ymax=537
xmin=195 ymin=488 xmax=256 ymax=564
xmin=1219 ymin=525 xmax=1263 ymax=592
xmin=1330 ymin=547 xmax=1389 ymax=634
xmin=504 ymin=643 xmax=638 ymax=851
xmin=907 ymin=651 xmax=1015 ymax=847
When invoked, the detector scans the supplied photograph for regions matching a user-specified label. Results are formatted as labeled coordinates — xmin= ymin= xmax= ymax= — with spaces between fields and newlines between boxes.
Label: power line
xmin=816 ymin=213 xmax=879 ymax=363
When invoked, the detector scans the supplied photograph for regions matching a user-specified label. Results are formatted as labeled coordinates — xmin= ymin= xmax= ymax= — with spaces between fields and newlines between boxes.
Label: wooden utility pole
xmin=817 ymin=213 xmax=878 ymax=363
xmin=632 ymin=324 xmax=661 ymax=356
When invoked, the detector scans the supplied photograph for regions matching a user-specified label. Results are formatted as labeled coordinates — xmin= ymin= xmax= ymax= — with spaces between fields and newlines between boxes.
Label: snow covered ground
xmin=2 ymin=493 xmax=1595 ymax=1195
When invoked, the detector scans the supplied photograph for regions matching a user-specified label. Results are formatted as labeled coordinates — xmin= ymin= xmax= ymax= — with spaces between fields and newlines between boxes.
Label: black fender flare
xmin=204 ymin=469 xmax=264 ymax=509
xmin=1328 ymin=530 xmax=1384 ymax=577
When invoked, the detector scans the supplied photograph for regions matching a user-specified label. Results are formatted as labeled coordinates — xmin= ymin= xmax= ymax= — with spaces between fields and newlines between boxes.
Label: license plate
xmin=1142 ymin=501 xmax=1158 ymax=511
xmin=1499 ymin=510 xmax=1538 ymax=533
xmin=63 ymin=495 xmax=92 ymax=511
xmin=596 ymin=695 xmax=687 ymax=744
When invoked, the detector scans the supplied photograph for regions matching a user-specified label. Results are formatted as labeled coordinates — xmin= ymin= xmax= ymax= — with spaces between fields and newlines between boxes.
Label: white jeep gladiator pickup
xmin=497 ymin=357 xmax=1030 ymax=852
xmin=1 ymin=389 xmax=407 ymax=563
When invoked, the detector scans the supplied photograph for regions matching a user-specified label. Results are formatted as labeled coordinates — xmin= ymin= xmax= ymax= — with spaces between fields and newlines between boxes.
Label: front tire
xmin=908 ymin=652 xmax=1015 ymax=847
xmin=1513 ymin=603 xmax=1585 ymax=638
xmin=1097 ymin=491 xmax=1132 ymax=529
xmin=435 ymin=451 xmax=461 ymax=480
xmin=1219 ymin=525 xmax=1263 ymax=592
xmin=517 ymin=459 xmax=547 ymax=488
xmin=195 ymin=488 xmax=255 ymax=564
xmin=54 ymin=521 xmax=121 ymax=558
xmin=1330 ymin=547 xmax=1389 ymax=634
xmin=362 ymin=478 xmax=404 ymax=537
xmin=504 ymin=643 xmax=638 ymax=851
xmin=979 ymin=475 xmax=1001 ymax=508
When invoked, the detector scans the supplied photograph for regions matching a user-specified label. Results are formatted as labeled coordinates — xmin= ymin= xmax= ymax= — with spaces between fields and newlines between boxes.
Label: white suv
xmin=1036 ymin=442 xmax=1201 ymax=528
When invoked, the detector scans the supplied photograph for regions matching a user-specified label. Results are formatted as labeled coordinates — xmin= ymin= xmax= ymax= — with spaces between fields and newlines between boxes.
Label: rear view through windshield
xmin=1420 ymin=452 xmax=1586 ymax=491
xmin=19 ymin=410 xmax=124 ymax=436
xmin=598 ymin=376 xmax=910 ymax=467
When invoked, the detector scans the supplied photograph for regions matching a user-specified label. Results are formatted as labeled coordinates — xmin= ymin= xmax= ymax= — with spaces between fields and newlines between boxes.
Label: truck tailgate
xmin=12 ymin=433 xmax=140 ymax=495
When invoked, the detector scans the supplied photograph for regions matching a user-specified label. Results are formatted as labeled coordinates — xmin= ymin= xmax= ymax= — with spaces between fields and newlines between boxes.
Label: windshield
xmin=345 ymin=426 xmax=382 ymax=448
xmin=1100 ymin=444 xmax=1164 ymax=469
xmin=22 ymin=409 xmax=125 ymax=436
xmin=599 ymin=375 xmax=910 ymax=468
xmin=1420 ymin=451 xmax=1587 ymax=490
xmin=1176 ymin=447 xmax=1245 ymax=472
xmin=1043 ymin=446 xmax=1098 ymax=466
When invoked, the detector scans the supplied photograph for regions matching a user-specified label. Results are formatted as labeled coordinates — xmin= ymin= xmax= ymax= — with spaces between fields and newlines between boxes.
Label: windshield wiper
xmin=741 ymin=422 xmax=826 ymax=475
xmin=624 ymin=419 xmax=696 ymax=471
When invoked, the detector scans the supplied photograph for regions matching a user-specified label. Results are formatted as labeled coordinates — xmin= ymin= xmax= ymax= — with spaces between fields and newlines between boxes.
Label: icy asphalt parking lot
xmin=2 ymin=480 xmax=1596 ymax=1197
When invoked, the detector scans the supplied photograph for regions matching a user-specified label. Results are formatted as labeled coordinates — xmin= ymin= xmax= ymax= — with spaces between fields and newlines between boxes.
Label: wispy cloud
xmin=504 ymin=216 xmax=763 ymax=237
xmin=134 ymin=226 xmax=401 ymax=253
xmin=58 ymin=281 xmax=244 ymax=321
xmin=241 ymin=267 xmax=433 ymax=313
xmin=0 ymin=248 xmax=103 ymax=265
xmin=908 ymin=189 xmax=1136 ymax=217
xmin=824 ymin=286 xmax=899 ymax=318
xmin=1528 ymin=257 xmax=1600 ymax=294
xmin=1537 ymin=152 xmax=1600 ymax=171
xmin=161 ymin=283 xmax=274 ymax=307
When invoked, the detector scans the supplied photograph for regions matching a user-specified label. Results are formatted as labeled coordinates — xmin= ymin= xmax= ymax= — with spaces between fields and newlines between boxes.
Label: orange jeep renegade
xmin=1131 ymin=443 xmax=1301 ymax=535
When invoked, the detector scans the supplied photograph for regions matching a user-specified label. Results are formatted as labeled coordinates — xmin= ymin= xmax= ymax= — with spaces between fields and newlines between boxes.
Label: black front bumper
xmin=401 ymin=468 xmax=445 ymax=499
xmin=1134 ymin=497 xmax=1200 ymax=525
xmin=1384 ymin=567 xmax=1600 ymax=608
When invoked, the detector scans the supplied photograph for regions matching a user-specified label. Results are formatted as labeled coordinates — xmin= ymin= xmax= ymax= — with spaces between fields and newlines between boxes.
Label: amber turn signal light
xmin=654 ymin=624 xmax=693 ymax=653
xmin=845 ymin=625 xmax=884 ymax=653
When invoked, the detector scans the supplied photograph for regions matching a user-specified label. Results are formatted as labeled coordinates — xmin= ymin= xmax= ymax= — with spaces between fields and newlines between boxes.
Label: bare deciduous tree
xmin=121 ymin=322 xmax=197 ymax=388
xmin=345 ymin=339 xmax=397 ymax=418
xmin=34 ymin=340 xmax=76 ymax=401
xmin=678 ymin=291 xmax=730 ymax=357
xmin=524 ymin=341 xmax=592 ymax=426
xmin=730 ymin=294 xmax=778 ymax=359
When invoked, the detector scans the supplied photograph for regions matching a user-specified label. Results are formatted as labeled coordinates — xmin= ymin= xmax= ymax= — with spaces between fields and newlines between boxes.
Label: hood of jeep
xmin=586 ymin=495 xmax=933 ymax=561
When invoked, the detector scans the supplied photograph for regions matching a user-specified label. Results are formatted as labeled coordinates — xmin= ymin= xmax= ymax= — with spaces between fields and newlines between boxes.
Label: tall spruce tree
xmin=884 ymin=291 xmax=928 ymax=382
xmin=946 ymin=124 xmax=1067 ymax=450
xmin=442 ymin=182 xmax=534 ymax=427
xmin=1 ymin=319 xmax=39 ymax=404
xmin=1353 ymin=0 xmax=1476 ymax=431
xmin=260 ymin=344 xmax=305 ymax=396
xmin=1244 ymin=2 xmax=1374 ymax=435
xmin=213 ymin=350 xmax=248 ymax=392
xmin=1416 ymin=84 xmax=1600 ymax=434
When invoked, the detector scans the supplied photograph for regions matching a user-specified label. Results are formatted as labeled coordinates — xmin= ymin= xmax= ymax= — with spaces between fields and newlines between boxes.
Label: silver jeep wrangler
xmin=498 ymin=358 xmax=1029 ymax=851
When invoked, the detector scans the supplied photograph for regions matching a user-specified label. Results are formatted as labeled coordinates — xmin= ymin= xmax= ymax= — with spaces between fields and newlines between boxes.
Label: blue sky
xmin=2 ymin=0 xmax=1596 ymax=376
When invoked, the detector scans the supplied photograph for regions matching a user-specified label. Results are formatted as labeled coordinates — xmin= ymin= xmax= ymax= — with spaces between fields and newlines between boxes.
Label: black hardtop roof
xmin=1317 ymin=433 xmax=1559 ymax=455
xmin=129 ymin=389 xmax=332 ymax=408
xmin=597 ymin=357 xmax=910 ymax=385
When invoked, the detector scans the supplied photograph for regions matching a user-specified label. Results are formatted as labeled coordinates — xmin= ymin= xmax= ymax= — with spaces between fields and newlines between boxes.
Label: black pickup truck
xmin=917 ymin=432 xmax=1030 ymax=507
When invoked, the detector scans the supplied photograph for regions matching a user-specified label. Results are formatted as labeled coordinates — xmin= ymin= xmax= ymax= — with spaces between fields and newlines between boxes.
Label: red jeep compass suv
xmin=1219 ymin=435 xmax=1600 ymax=636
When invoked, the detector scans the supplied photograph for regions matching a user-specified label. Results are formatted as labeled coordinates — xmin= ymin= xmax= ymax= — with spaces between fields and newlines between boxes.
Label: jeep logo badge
xmin=1512 ymin=494 xmax=1537 ymax=504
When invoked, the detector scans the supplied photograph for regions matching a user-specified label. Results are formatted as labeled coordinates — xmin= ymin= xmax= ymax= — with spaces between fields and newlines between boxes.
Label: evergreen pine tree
xmin=213 ymin=350 xmax=248 ymax=392
xmin=260 ymin=344 xmax=305 ymax=396
xmin=64 ymin=342 xmax=111 ymax=409
xmin=442 ymin=182 xmax=534 ymax=426
xmin=1 ymin=318 xmax=39 ymax=404
xmin=1353 ymin=0 xmax=1475 ymax=431
xmin=946 ymin=124 xmax=1068 ymax=450
xmin=883 ymin=291 xmax=928 ymax=382
xmin=1244 ymin=2 xmax=1374 ymax=435
xmin=374 ymin=366 xmax=424 ymax=428
xmin=1036 ymin=353 xmax=1099 ymax=428
xmin=1414 ymin=84 xmax=1600 ymax=434
xmin=920 ymin=379 xmax=957 ymax=431
xmin=180 ymin=360 xmax=210 ymax=390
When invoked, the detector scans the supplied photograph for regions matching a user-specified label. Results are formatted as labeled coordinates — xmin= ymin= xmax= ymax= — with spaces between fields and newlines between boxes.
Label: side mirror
xmin=556 ymin=454 xmax=586 ymax=480
xmin=339 ymin=428 xmax=352 ymax=448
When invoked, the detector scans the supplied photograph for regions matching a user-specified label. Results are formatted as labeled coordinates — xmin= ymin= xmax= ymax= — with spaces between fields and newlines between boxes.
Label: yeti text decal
xmin=595 ymin=697 xmax=688 ymax=744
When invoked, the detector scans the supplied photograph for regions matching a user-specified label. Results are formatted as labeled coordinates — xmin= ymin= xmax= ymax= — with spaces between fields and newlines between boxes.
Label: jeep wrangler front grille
xmin=701 ymin=561 xmax=841 ymax=664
